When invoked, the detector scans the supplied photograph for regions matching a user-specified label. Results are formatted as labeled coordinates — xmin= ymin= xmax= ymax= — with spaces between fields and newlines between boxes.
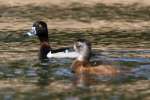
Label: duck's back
xmin=83 ymin=64 xmax=121 ymax=76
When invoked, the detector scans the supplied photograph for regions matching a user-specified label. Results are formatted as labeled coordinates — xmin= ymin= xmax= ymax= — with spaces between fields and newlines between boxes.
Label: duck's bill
xmin=26 ymin=32 xmax=35 ymax=36
xmin=25 ymin=27 xmax=37 ymax=36
xmin=47 ymin=51 xmax=79 ymax=58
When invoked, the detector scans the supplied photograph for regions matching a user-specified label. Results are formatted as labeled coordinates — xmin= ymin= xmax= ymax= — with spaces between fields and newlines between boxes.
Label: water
xmin=0 ymin=40 xmax=150 ymax=100
xmin=0 ymin=3 xmax=150 ymax=99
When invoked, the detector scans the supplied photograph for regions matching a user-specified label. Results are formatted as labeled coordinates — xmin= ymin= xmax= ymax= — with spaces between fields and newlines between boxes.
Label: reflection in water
xmin=73 ymin=68 xmax=131 ymax=88
xmin=73 ymin=72 xmax=98 ymax=88
xmin=131 ymin=65 xmax=150 ymax=80
xmin=1 ymin=31 xmax=150 ymax=99
xmin=37 ymin=60 xmax=50 ymax=86
xmin=0 ymin=52 xmax=149 ymax=99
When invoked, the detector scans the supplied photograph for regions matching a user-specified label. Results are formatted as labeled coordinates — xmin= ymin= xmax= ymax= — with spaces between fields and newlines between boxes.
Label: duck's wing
xmin=50 ymin=47 xmax=72 ymax=53
xmin=47 ymin=48 xmax=79 ymax=58
xmin=47 ymin=51 xmax=79 ymax=58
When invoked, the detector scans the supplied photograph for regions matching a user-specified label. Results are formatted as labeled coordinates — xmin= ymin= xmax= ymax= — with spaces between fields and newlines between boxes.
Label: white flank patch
xmin=47 ymin=51 xmax=79 ymax=58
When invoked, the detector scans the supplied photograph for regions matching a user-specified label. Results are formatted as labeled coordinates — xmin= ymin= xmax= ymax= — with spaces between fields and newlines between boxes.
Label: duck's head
xmin=26 ymin=21 xmax=49 ymax=42
xmin=26 ymin=21 xmax=51 ymax=60
xmin=74 ymin=39 xmax=91 ymax=61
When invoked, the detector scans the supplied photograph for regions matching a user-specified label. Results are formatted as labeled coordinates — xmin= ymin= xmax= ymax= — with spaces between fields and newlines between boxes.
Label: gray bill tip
xmin=25 ymin=27 xmax=37 ymax=36
xmin=26 ymin=32 xmax=35 ymax=36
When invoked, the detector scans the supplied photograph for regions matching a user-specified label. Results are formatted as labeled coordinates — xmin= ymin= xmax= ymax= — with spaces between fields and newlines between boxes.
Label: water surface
xmin=0 ymin=31 xmax=150 ymax=100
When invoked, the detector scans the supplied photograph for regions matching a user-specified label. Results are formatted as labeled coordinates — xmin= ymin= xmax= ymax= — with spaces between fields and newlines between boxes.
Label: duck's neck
xmin=76 ymin=53 xmax=91 ymax=62
xmin=39 ymin=37 xmax=49 ymax=43
xmin=38 ymin=31 xmax=49 ymax=43
xmin=39 ymin=41 xmax=51 ymax=60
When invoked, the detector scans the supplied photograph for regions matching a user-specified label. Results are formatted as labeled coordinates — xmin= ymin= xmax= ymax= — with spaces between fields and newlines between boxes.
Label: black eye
xmin=76 ymin=45 xmax=81 ymax=48
xmin=71 ymin=70 xmax=75 ymax=73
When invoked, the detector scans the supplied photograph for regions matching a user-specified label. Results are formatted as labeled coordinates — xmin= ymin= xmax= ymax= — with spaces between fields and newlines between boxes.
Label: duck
xmin=71 ymin=39 xmax=131 ymax=86
xmin=26 ymin=21 xmax=78 ymax=59
xmin=71 ymin=39 xmax=124 ymax=77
